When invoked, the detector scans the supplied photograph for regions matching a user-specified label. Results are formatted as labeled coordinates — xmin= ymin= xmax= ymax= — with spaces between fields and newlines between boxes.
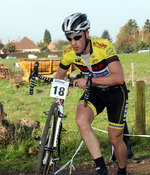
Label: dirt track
xmin=58 ymin=158 xmax=150 ymax=175
xmin=0 ymin=158 xmax=150 ymax=175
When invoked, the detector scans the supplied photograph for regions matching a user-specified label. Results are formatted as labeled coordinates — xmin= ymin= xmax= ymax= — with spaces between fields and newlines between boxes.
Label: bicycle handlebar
xmin=29 ymin=62 xmax=39 ymax=81
xmin=29 ymin=62 xmax=92 ymax=106
xmin=29 ymin=62 xmax=39 ymax=95
xmin=29 ymin=73 xmax=76 ymax=95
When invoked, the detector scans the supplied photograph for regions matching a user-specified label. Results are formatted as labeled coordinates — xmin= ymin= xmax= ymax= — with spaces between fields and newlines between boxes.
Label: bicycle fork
xmin=46 ymin=101 xmax=64 ymax=167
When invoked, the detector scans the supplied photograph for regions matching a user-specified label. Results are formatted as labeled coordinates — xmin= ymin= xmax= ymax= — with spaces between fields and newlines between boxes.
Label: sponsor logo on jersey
xmin=106 ymin=47 xmax=115 ymax=56
xmin=75 ymin=57 xmax=81 ymax=62
xmin=93 ymin=59 xmax=99 ymax=63
xmin=93 ymin=42 xmax=107 ymax=49
xmin=63 ymin=46 xmax=72 ymax=54
xmin=76 ymin=65 xmax=89 ymax=72
xmin=92 ymin=62 xmax=105 ymax=70
xmin=83 ymin=67 xmax=110 ymax=78
xmin=92 ymin=55 xmax=98 ymax=63
xmin=93 ymin=69 xmax=110 ymax=77
xmin=75 ymin=57 xmax=84 ymax=64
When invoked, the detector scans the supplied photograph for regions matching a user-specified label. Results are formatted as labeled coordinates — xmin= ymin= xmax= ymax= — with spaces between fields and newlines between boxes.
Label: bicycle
xmin=29 ymin=62 xmax=92 ymax=175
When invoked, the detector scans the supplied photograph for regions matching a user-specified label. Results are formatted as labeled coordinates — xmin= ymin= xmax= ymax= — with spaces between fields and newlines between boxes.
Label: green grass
xmin=119 ymin=52 xmax=150 ymax=82
xmin=0 ymin=53 xmax=150 ymax=171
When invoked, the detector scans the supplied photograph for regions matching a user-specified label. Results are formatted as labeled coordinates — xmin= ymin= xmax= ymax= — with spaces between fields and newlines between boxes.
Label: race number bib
xmin=50 ymin=79 xmax=69 ymax=99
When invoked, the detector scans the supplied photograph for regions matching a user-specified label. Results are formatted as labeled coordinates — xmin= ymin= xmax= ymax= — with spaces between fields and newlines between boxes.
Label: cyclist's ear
xmin=86 ymin=30 xmax=89 ymax=38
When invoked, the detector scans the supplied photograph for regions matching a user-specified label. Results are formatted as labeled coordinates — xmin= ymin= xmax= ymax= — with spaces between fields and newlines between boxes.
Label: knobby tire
xmin=35 ymin=103 xmax=59 ymax=175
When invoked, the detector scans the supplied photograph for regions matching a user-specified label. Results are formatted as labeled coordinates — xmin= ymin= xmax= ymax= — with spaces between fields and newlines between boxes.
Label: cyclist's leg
xmin=76 ymin=87 xmax=105 ymax=159
xmin=107 ymin=83 xmax=128 ymax=172
xmin=108 ymin=127 xmax=127 ymax=168
xmin=76 ymin=103 xmax=109 ymax=174
xmin=76 ymin=103 xmax=102 ymax=159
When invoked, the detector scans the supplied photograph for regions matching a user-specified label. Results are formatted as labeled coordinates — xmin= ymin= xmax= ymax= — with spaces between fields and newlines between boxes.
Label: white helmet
xmin=62 ymin=13 xmax=90 ymax=36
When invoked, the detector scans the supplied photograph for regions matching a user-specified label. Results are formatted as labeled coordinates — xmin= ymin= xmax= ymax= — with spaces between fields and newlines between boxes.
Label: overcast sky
xmin=0 ymin=0 xmax=149 ymax=44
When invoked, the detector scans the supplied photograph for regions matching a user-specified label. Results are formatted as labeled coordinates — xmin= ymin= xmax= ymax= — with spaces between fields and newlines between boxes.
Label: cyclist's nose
xmin=71 ymin=39 xmax=77 ymax=45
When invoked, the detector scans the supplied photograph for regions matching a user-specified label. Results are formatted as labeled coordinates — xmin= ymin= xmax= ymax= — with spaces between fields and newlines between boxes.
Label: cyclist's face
xmin=67 ymin=31 xmax=89 ymax=54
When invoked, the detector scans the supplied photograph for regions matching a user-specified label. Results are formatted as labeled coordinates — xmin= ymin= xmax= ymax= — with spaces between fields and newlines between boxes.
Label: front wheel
xmin=35 ymin=103 xmax=59 ymax=175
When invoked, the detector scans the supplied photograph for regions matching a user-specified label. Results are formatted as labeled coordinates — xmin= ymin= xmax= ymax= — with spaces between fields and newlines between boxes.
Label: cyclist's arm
xmin=73 ymin=61 xmax=124 ymax=88
xmin=55 ymin=66 xmax=68 ymax=79
xmin=92 ymin=61 xmax=124 ymax=86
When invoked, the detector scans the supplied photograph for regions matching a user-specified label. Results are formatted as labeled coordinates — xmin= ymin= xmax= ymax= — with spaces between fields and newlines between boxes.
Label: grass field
xmin=0 ymin=53 xmax=150 ymax=171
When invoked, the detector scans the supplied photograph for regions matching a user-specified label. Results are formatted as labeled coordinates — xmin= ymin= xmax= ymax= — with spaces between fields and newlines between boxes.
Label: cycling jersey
xmin=59 ymin=38 xmax=128 ymax=129
xmin=60 ymin=38 xmax=119 ymax=82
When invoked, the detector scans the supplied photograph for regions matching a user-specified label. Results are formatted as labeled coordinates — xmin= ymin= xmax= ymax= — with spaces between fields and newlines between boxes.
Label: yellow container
xmin=18 ymin=59 xmax=76 ymax=82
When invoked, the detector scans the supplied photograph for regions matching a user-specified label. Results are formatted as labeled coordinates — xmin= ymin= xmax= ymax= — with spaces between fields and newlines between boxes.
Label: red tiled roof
xmin=14 ymin=37 xmax=39 ymax=50
xmin=48 ymin=42 xmax=58 ymax=52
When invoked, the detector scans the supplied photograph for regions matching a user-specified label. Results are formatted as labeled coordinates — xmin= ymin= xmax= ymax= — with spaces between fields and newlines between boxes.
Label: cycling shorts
xmin=78 ymin=83 xmax=128 ymax=129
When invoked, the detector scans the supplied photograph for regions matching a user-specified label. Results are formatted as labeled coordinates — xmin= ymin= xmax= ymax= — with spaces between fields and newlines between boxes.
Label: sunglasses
xmin=66 ymin=33 xmax=84 ymax=41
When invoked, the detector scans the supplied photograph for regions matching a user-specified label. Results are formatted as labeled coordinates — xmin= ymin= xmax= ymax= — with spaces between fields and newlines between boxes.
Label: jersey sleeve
xmin=59 ymin=45 xmax=74 ymax=70
xmin=104 ymin=40 xmax=119 ymax=64
xmin=59 ymin=62 xmax=70 ymax=70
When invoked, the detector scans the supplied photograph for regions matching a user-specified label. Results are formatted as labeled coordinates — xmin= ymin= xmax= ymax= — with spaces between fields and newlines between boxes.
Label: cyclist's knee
xmin=76 ymin=113 xmax=88 ymax=128
xmin=111 ymin=137 xmax=123 ymax=149
xmin=108 ymin=128 xmax=124 ymax=148
xmin=76 ymin=106 xmax=94 ymax=130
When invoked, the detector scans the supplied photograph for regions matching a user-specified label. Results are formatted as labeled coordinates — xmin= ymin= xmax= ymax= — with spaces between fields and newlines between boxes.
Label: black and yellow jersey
xmin=60 ymin=38 xmax=119 ymax=78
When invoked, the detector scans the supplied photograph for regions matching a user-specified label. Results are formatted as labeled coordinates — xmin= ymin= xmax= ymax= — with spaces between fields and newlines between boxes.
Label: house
xmin=0 ymin=43 xmax=4 ymax=54
xmin=47 ymin=42 xmax=58 ymax=52
xmin=11 ymin=37 xmax=40 ymax=53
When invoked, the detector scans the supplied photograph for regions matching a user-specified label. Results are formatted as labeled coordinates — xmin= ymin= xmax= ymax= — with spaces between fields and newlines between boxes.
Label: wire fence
xmin=123 ymin=62 xmax=150 ymax=134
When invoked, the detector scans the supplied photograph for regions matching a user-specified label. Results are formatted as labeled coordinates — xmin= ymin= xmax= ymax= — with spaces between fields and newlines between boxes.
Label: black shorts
xmin=78 ymin=83 xmax=128 ymax=129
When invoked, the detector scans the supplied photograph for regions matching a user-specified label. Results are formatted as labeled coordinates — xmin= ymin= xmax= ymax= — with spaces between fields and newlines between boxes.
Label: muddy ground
xmin=0 ymin=158 xmax=150 ymax=175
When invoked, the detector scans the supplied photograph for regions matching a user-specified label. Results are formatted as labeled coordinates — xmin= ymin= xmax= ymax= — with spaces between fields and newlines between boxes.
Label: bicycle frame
xmin=53 ymin=98 xmax=64 ymax=148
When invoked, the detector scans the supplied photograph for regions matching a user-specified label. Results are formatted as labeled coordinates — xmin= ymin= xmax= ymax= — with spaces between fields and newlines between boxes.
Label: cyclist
xmin=55 ymin=12 xmax=128 ymax=175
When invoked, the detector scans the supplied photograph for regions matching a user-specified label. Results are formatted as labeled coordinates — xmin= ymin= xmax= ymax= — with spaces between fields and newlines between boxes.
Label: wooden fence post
xmin=135 ymin=80 xmax=146 ymax=134
xmin=131 ymin=63 xmax=135 ymax=86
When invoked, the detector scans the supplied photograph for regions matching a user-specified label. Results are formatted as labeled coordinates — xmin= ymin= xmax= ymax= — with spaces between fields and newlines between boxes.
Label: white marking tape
xmin=54 ymin=140 xmax=84 ymax=175
xmin=92 ymin=127 xmax=150 ymax=137
xmin=54 ymin=127 xmax=150 ymax=174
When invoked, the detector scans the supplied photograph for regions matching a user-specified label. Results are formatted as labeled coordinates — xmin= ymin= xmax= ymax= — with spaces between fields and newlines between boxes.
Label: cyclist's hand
xmin=73 ymin=78 xmax=87 ymax=89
